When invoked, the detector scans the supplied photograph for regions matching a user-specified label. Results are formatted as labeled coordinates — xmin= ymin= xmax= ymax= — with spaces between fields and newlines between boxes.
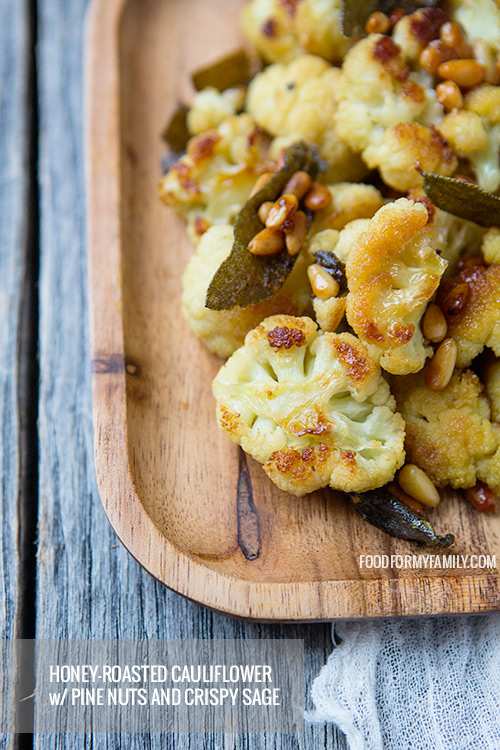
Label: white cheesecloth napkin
xmin=307 ymin=614 xmax=500 ymax=749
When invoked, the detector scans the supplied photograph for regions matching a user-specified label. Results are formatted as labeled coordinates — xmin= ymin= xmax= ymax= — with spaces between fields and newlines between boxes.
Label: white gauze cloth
xmin=307 ymin=614 xmax=500 ymax=750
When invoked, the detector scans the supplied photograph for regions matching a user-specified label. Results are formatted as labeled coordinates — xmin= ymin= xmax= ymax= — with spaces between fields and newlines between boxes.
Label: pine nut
xmin=422 ymin=303 xmax=447 ymax=342
xmin=258 ymin=201 xmax=274 ymax=224
xmin=439 ymin=21 xmax=471 ymax=59
xmin=307 ymin=264 xmax=339 ymax=300
xmin=443 ymin=282 xmax=470 ymax=316
xmin=398 ymin=464 xmax=441 ymax=507
xmin=425 ymin=338 xmax=457 ymax=391
xmin=437 ymin=59 xmax=484 ymax=88
xmin=465 ymin=481 xmax=498 ymax=512
xmin=436 ymin=80 xmax=463 ymax=110
xmin=266 ymin=193 xmax=298 ymax=229
xmin=249 ymin=172 xmax=274 ymax=197
xmin=389 ymin=8 xmax=405 ymax=28
xmin=282 ymin=171 xmax=313 ymax=201
xmin=389 ymin=482 xmax=426 ymax=517
xmin=420 ymin=41 xmax=454 ymax=74
xmin=248 ymin=227 xmax=285 ymax=256
xmin=365 ymin=11 xmax=390 ymax=34
xmin=472 ymin=39 xmax=500 ymax=85
xmin=285 ymin=210 xmax=307 ymax=256
xmin=304 ymin=183 xmax=332 ymax=212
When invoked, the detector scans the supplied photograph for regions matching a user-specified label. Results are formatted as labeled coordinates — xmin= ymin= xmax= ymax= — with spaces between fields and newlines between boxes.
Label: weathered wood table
xmin=0 ymin=0 xmax=347 ymax=746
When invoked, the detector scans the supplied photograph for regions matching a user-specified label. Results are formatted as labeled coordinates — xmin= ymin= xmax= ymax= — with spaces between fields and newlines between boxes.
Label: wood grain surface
xmin=87 ymin=0 xmax=500 ymax=621
xmin=34 ymin=0 xmax=348 ymax=747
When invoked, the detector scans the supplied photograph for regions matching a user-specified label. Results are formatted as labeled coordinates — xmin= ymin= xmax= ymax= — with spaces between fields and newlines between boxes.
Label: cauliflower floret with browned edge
xmin=187 ymin=87 xmax=246 ymax=136
xmin=392 ymin=7 xmax=448 ymax=67
xmin=346 ymin=199 xmax=448 ymax=375
xmin=436 ymin=262 xmax=500 ymax=367
xmin=334 ymin=35 xmax=449 ymax=189
xmin=181 ymin=226 xmax=311 ymax=358
xmin=241 ymin=0 xmax=352 ymax=65
xmin=438 ymin=85 xmax=500 ymax=192
xmin=306 ymin=220 xmax=371 ymax=266
xmin=159 ymin=114 xmax=272 ymax=244
xmin=393 ymin=369 xmax=499 ymax=489
xmin=213 ymin=315 xmax=405 ymax=495
xmin=246 ymin=56 xmax=366 ymax=182
xmin=311 ymin=182 xmax=384 ymax=233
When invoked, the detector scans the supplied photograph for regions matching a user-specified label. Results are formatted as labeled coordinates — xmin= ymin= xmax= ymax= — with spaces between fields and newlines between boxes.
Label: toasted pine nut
xmin=436 ymin=80 xmax=463 ymax=110
xmin=249 ymin=172 xmax=273 ymax=197
xmin=307 ymin=264 xmax=339 ymax=300
xmin=304 ymin=183 xmax=332 ymax=212
xmin=437 ymin=59 xmax=484 ymax=88
xmin=282 ymin=171 xmax=313 ymax=201
xmin=285 ymin=210 xmax=307 ymax=256
xmin=398 ymin=464 xmax=441 ymax=507
xmin=420 ymin=41 xmax=454 ymax=74
xmin=443 ymin=282 xmax=470 ymax=316
xmin=439 ymin=21 xmax=471 ymax=59
xmin=258 ymin=201 xmax=274 ymax=224
xmin=248 ymin=227 xmax=285 ymax=256
xmin=266 ymin=193 xmax=298 ymax=229
xmin=472 ymin=39 xmax=500 ymax=85
xmin=365 ymin=11 xmax=390 ymax=34
xmin=389 ymin=483 xmax=426 ymax=517
xmin=389 ymin=8 xmax=405 ymax=28
xmin=422 ymin=303 xmax=447 ymax=343
xmin=425 ymin=338 xmax=457 ymax=391
xmin=465 ymin=481 xmax=498 ymax=512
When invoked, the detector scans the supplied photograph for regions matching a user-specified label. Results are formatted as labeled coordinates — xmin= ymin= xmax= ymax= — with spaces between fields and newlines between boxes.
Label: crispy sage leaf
xmin=420 ymin=170 xmax=500 ymax=228
xmin=341 ymin=0 xmax=439 ymax=37
xmin=313 ymin=250 xmax=347 ymax=293
xmin=206 ymin=142 xmax=321 ymax=311
xmin=161 ymin=104 xmax=190 ymax=154
xmin=192 ymin=50 xmax=254 ymax=92
xmin=347 ymin=487 xmax=455 ymax=547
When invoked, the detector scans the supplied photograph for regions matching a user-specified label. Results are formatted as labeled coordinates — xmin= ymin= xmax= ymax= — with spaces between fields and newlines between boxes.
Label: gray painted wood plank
xmin=0 ymin=0 xmax=34 ymax=742
xmin=35 ymin=0 xmax=347 ymax=747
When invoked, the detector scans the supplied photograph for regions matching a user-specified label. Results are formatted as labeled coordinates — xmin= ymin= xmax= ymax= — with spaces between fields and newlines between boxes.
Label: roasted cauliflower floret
xmin=346 ymin=199 xmax=448 ymax=375
xmin=436 ymin=262 xmax=500 ymax=367
xmin=392 ymin=7 xmax=448 ymax=67
xmin=159 ymin=114 xmax=271 ymax=243
xmin=312 ymin=296 xmax=346 ymax=332
xmin=311 ymin=182 xmax=384 ymax=233
xmin=462 ymin=85 xmax=500 ymax=192
xmin=334 ymin=35 xmax=448 ymax=188
xmin=482 ymin=227 xmax=500 ymax=264
xmin=451 ymin=0 xmax=500 ymax=48
xmin=213 ymin=315 xmax=405 ymax=495
xmin=241 ymin=0 xmax=352 ymax=65
xmin=181 ymin=226 xmax=311 ymax=357
xmin=246 ymin=56 xmax=365 ymax=181
xmin=393 ymin=369 xmax=499 ymax=489
xmin=187 ymin=87 xmax=246 ymax=135
xmin=364 ymin=123 xmax=457 ymax=192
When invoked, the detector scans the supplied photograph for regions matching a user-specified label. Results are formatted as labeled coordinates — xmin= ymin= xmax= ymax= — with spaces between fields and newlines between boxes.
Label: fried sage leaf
xmin=161 ymin=104 xmax=190 ymax=154
xmin=192 ymin=50 xmax=255 ymax=92
xmin=206 ymin=142 xmax=321 ymax=311
xmin=347 ymin=487 xmax=455 ymax=547
xmin=341 ymin=0 xmax=439 ymax=37
xmin=313 ymin=250 xmax=347 ymax=293
xmin=420 ymin=170 xmax=500 ymax=228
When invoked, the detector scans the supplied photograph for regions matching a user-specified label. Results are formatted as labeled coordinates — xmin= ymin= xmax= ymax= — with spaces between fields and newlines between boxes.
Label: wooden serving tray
xmin=85 ymin=0 xmax=500 ymax=620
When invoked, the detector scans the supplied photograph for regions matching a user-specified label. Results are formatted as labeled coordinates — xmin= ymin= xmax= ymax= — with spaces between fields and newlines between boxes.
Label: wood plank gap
xmin=15 ymin=0 xmax=40 ymax=741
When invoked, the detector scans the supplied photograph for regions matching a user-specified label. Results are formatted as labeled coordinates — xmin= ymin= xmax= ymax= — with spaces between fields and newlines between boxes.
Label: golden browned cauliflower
xmin=393 ymin=368 xmax=499 ymax=489
xmin=246 ymin=55 xmax=366 ymax=182
xmin=310 ymin=182 xmax=384 ymax=233
xmin=181 ymin=226 xmax=311 ymax=357
xmin=451 ymin=0 xmax=500 ymax=48
xmin=187 ymin=87 xmax=246 ymax=135
xmin=392 ymin=7 xmax=448 ymax=67
xmin=212 ymin=315 xmax=405 ymax=495
xmin=345 ymin=198 xmax=448 ymax=375
xmin=438 ymin=85 xmax=500 ymax=192
xmin=159 ymin=114 xmax=271 ymax=243
xmin=241 ymin=0 xmax=352 ymax=65
xmin=437 ymin=262 xmax=500 ymax=367
xmin=334 ymin=35 xmax=454 ymax=190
